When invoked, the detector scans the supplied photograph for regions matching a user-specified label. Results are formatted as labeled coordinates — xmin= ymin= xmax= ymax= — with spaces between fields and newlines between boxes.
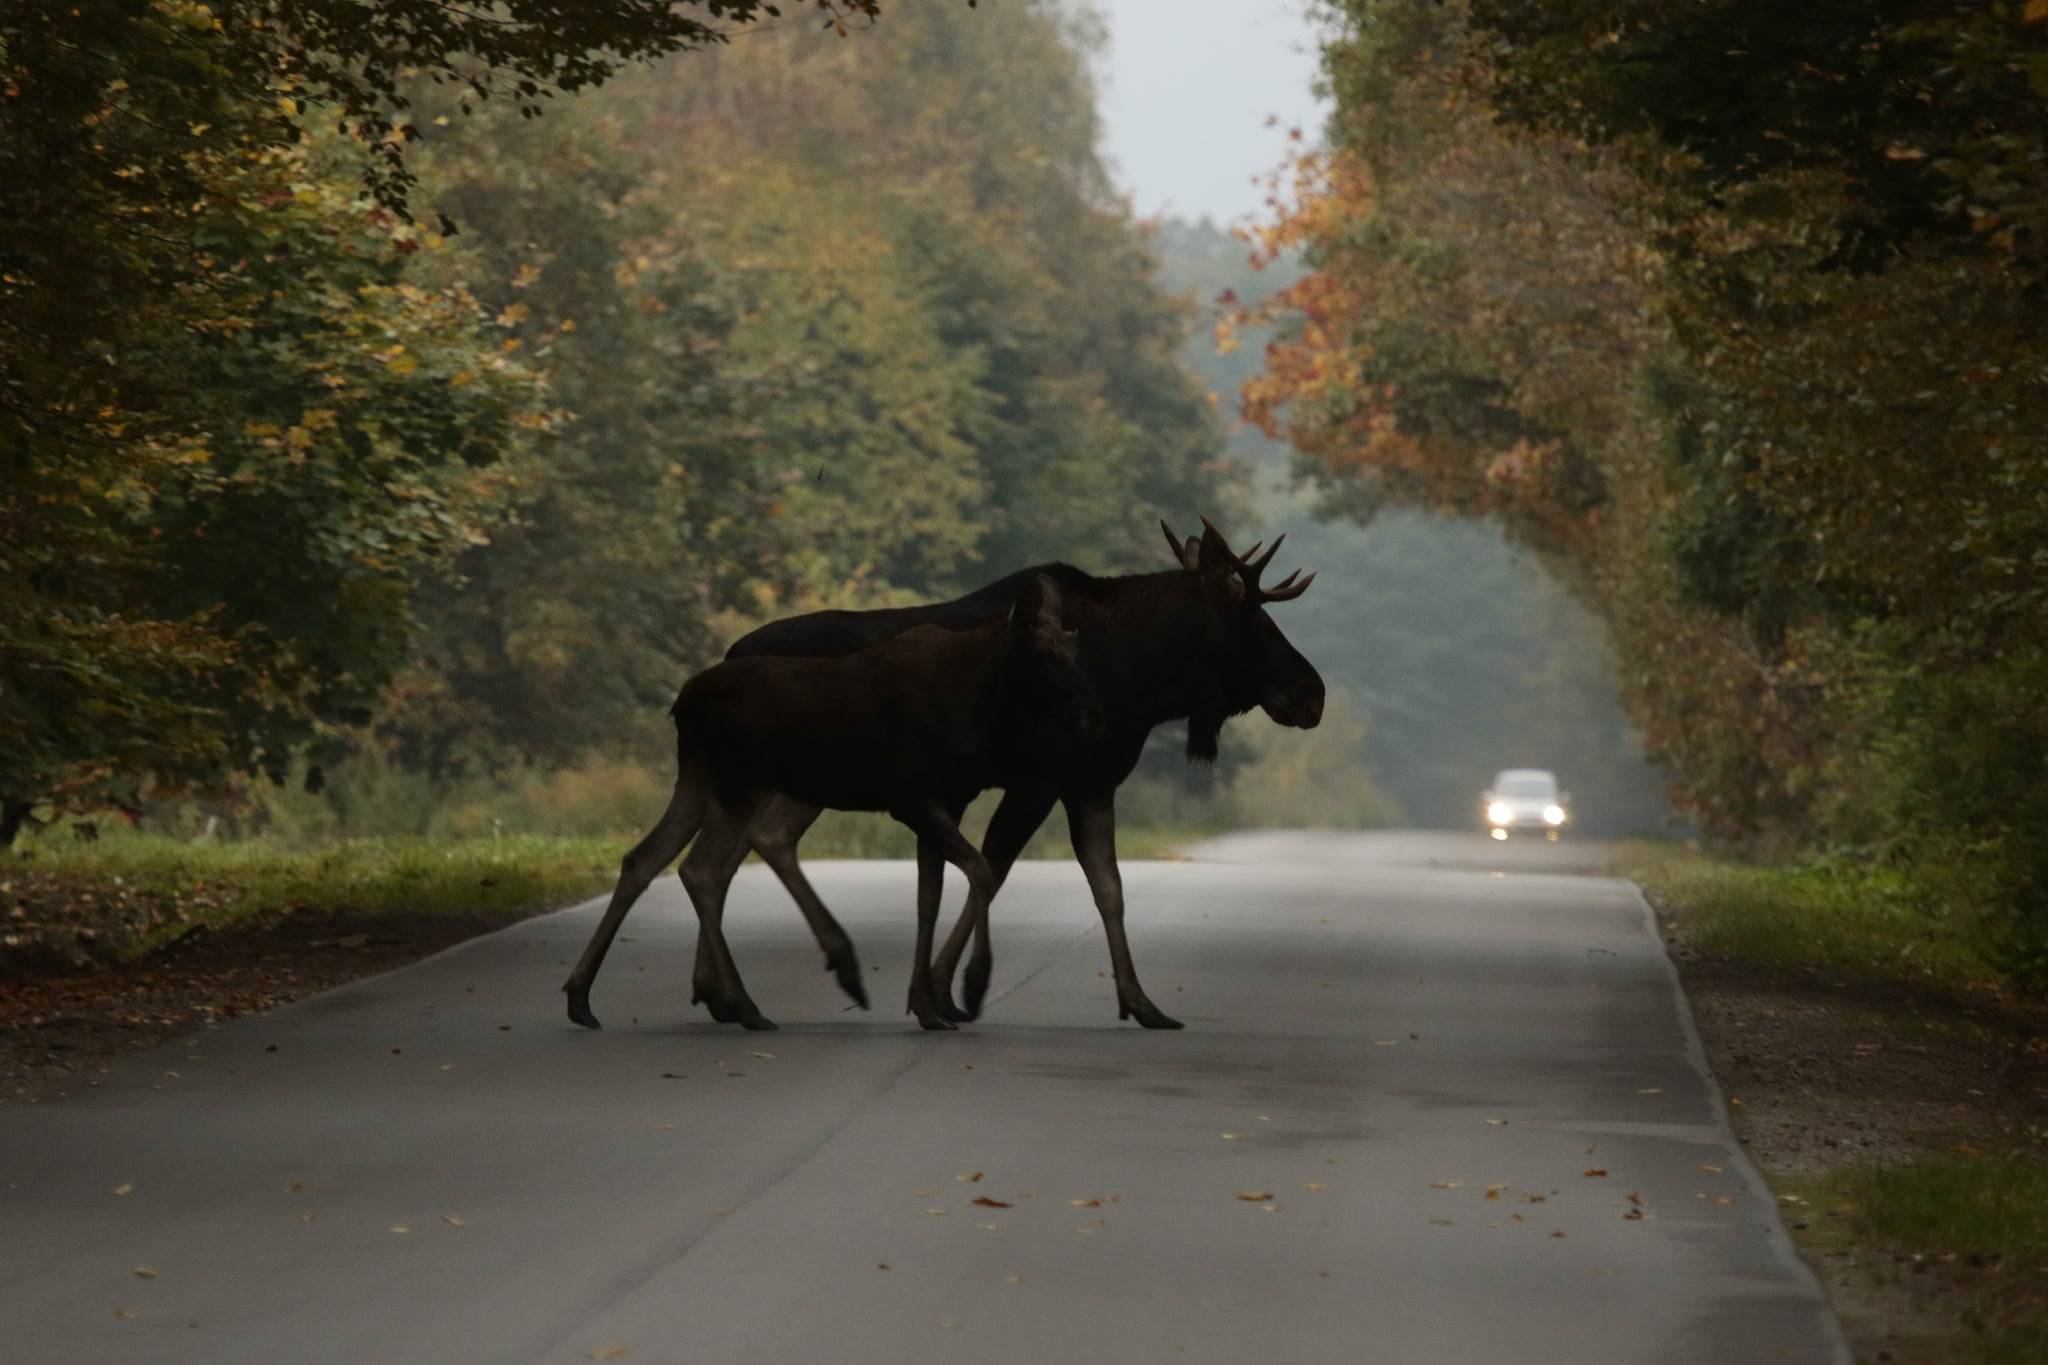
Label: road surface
xmin=1 ymin=831 xmax=1845 ymax=1364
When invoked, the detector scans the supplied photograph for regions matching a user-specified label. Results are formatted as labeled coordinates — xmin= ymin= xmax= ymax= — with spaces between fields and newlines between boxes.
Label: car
xmin=1484 ymin=768 xmax=1570 ymax=841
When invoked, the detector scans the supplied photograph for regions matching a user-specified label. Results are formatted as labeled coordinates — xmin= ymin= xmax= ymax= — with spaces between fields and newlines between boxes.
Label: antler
xmin=1193 ymin=515 xmax=1314 ymax=604
xmin=1261 ymin=570 xmax=1316 ymax=603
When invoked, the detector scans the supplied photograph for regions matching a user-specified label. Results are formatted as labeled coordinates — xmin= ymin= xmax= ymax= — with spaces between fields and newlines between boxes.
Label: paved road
xmin=2 ymin=831 xmax=1844 ymax=1364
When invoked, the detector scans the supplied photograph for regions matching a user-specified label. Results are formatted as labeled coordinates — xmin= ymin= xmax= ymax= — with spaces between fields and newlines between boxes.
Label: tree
xmin=1 ymin=3 xmax=547 ymax=827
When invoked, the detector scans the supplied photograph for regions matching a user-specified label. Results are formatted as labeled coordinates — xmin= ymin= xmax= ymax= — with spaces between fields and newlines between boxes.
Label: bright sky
xmin=1090 ymin=0 xmax=1329 ymax=226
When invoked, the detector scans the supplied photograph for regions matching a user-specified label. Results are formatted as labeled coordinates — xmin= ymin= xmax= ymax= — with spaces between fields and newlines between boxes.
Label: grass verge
xmin=1619 ymin=840 xmax=2048 ymax=1364
xmin=4 ymin=833 xmax=622 ymax=976
xmin=1612 ymin=839 xmax=2007 ymax=1003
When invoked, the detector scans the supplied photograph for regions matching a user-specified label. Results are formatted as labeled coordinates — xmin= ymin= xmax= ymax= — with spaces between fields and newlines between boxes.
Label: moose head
xmin=1008 ymin=573 xmax=1107 ymax=744
xmin=1162 ymin=517 xmax=1325 ymax=760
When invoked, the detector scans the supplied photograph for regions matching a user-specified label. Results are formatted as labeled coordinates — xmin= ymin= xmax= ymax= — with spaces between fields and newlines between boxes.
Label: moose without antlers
xmin=563 ymin=518 xmax=1323 ymax=1032
xmin=563 ymin=574 xmax=1100 ymax=1031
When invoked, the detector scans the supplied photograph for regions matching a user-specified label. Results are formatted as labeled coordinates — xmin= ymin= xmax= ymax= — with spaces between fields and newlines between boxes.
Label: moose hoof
xmin=1122 ymin=1000 xmax=1184 ymax=1030
xmin=736 ymin=1011 xmax=780 ymax=1032
xmin=962 ymin=959 xmax=993 ymax=1019
xmin=564 ymin=984 xmax=602 ymax=1030
xmin=908 ymin=995 xmax=960 ymax=1031
xmin=827 ymin=952 xmax=870 ymax=1010
xmin=934 ymin=993 xmax=974 ymax=1024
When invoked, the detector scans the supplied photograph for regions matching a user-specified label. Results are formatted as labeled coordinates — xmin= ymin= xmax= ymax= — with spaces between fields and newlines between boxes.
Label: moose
xmin=562 ymin=518 xmax=1323 ymax=1032
xmin=564 ymin=574 xmax=1100 ymax=1031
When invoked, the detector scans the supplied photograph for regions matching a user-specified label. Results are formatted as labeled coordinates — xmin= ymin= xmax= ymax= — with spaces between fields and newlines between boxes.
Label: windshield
xmin=1495 ymin=772 xmax=1557 ymax=798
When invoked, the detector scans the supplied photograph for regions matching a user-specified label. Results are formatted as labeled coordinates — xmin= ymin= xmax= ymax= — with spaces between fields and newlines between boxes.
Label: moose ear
xmin=1010 ymin=573 xmax=1063 ymax=635
xmin=1032 ymin=573 xmax=1065 ymax=627
xmin=1160 ymin=519 xmax=1201 ymax=572
xmin=1194 ymin=520 xmax=1245 ymax=600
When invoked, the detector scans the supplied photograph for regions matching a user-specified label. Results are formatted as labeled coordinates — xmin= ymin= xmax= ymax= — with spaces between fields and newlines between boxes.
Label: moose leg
xmin=749 ymin=796 xmax=867 ymax=1008
xmin=564 ymin=776 xmax=705 ymax=1030
xmin=1066 ymin=793 xmax=1182 ymax=1030
xmin=934 ymin=784 xmax=1057 ymax=1021
xmin=893 ymin=803 xmax=994 ymax=1032
xmin=680 ymin=800 xmax=777 ymax=1031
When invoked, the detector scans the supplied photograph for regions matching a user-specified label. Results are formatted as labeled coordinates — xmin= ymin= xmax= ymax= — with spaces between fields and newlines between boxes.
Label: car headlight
xmin=1487 ymin=801 xmax=1513 ymax=825
xmin=1543 ymin=804 xmax=1566 ymax=825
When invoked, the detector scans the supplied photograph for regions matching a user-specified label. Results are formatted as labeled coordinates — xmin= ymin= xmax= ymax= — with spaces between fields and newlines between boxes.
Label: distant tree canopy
xmin=1 ymin=0 xmax=1238 ymax=822
xmin=1251 ymin=0 xmax=2048 ymax=988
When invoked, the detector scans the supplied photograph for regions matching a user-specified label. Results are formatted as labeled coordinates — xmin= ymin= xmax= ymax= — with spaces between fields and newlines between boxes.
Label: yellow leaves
xmin=2025 ymin=0 xmax=2048 ymax=25
xmin=511 ymin=263 xmax=543 ymax=290
xmin=496 ymin=303 xmax=529 ymax=328
xmin=449 ymin=371 xmax=476 ymax=388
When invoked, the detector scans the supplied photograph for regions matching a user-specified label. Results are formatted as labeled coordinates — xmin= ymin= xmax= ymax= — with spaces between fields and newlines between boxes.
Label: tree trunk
xmin=0 ymin=799 xmax=33 ymax=849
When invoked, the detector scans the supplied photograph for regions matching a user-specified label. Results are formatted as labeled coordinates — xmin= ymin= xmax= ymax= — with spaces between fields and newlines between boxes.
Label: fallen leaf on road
xmin=913 ymin=1188 xmax=934 ymax=1197
xmin=749 ymin=1051 xmax=775 ymax=1060
xmin=1713 ymin=1195 xmax=1736 ymax=1206
xmin=286 ymin=1182 xmax=308 ymax=1194
xmin=1070 ymin=1197 xmax=1105 ymax=1208
xmin=111 ymin=1183 xmax=133 ymax=1196
xmin=956 ymin=1172 xmax=984 ymax=1183
xmin=1220 ymin=1132 xmax=1241 ymax=1141
xmin=1485 ymin=1119 xmax=1508 ymax=1126
xmin=1550 ymin=1230 xmax=1566 ymax=1238
xmin=1261 ymin=1204 xmax=1279 ymax=1212
xmin=971 ymin=1197 xmax=1011 ymax=1209
xmin=298 ymin=1213 xmax=316 ymax=1224
xmin=442 ymin=1215 xmax=466 ymax=1227
xmin=113 ymin=1308 xmax=133 ymax=1319
xmin=1429 ymin=1218 xmax=1454 ymax=1226
xmin=1636 ymin=1087 xmax=1663 ymax=1095
xmin=976 ymin=1222 xmax=1000 ymax=1231
xmin=1697 ymin=1164 xmax=1722 ymax=1174
xmin=1623 ymin=1208 xmax=1645 ymax=1221
xmin=1485 ymin=1186 xmax=1505 ymax=1200
xmin=925 ymin=1207 xmax=947 ymax=1216
xmin=1584 ymin=1169 xmax=1608 ymax=1178
xmin=1373 ymin=1040 xmax=1397 ymax=1047
xmin=588 ymin=1348 xmax=629 ymax=1361
xmin=1236 ymin=1191 xmax=1273 ymax=1202
xmin=131 ymin=1267 xmax=156 ymax=1279
xmin=660 ymin=1073 xmax=685 ymax=1080
xmin=1428 ymin=1180 xmax=1462 ymax=1190
xmin=1305 ymin=1182 xmax=1325 ymax=1192
xmin=390 ymin=1225 xmax=410 ymax=1235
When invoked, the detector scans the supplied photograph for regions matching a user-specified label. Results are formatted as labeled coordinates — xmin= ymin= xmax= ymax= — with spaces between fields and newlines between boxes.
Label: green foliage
xmin=1259 ymin=0 xmax=2048 ymax=994
xmin=1 ymin=4 xmax=547 ymax=812
xmin=381 ymin=2 xmax=1240 ymax=769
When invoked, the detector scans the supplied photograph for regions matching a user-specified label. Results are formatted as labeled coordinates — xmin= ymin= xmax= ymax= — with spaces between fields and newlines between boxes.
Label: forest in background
xmin=2 ymin=0 xmax=1672 ymax=853
xmin=1247 ymin=0 xmax=2048 ymax=993
xmin=1156 ymin=216 xmax=1669 ymax=837
xmin=1 ymin=0 xmax=1245 ymax=845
